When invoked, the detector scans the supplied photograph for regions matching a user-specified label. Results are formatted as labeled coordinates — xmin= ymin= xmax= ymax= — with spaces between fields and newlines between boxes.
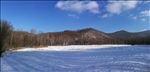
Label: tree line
xmin=0 ymin=20 xmax=150 ymax=56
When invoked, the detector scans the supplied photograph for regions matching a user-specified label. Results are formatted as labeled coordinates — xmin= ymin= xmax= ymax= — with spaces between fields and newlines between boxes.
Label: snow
xmin=1 ymin=45 xmax=150 ymax=72
xmin=16 ymin=44 xmax=131 ymax=51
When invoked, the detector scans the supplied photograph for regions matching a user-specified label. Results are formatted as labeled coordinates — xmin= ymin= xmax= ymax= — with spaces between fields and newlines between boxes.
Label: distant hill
xmin=108 ymin=30 xmax=150 ymax=44
xmin=108 ymin=30 xmax=150 ymax=39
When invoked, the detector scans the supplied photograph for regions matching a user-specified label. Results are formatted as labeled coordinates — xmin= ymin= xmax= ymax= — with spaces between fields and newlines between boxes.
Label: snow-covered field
xmin=16 ymin=45 xmax=130 ymax=51
xmin=1 ymin=45 xmax=150 ymax=72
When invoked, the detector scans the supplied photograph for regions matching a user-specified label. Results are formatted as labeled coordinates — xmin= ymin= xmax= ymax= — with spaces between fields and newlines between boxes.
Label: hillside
xmin=10 ymin=28 xmax=150 ymax=48
xmin=37 ymin=28 xmax=115 ymax=45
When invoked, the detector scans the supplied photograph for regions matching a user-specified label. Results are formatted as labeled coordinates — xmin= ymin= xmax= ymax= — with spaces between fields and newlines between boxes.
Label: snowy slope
xmin=1 ymin=45 xmax=150 ymax=72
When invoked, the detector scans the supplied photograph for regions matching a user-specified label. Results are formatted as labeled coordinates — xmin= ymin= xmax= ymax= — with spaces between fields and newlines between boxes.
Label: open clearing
xmin=1 ymin=45 xmax=150 ymax=72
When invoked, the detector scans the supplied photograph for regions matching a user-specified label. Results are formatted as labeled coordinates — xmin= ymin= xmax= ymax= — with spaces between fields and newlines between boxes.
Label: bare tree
xmin=0 ymin=20 xmax=13 ymax=56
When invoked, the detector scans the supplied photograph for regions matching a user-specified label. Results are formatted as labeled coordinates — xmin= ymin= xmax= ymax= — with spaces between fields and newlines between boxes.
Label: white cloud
xmin=101 ymin=14 xmax=108 ymax=18
xmin=106 ymin=2 xmax=122 ymax=14
xmin=143 ymin=1 xmax=150 ymax=4
xmin=68 ymin=14 xmax=79 ymax=19
xmin=101 ymin=14 xmax=111 ymax=18
xmin=141 ymin=18 xmax=146 ymax=21
xmin=140 ymin=10 xmax=150 ymax=17
xmin=130 ymin=10 xmax=150 ymax=21
xmin=106 ymin=1 xmax=138 ymax=14
xmin=138 ymin=10 xmax=150 ymax=21
xmin=56 ymin=1 xmax=99 ymax=14
xmin=132 ymin=16 xmax=137 ymax=20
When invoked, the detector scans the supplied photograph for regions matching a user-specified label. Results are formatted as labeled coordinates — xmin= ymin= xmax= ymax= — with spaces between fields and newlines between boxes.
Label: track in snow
xmin=1 ymin=45 xmax=150 ymax=72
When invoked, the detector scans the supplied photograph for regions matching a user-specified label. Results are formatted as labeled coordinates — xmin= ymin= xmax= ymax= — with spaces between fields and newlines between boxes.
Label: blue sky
xmin=1 ymin=1 xmax=150 ymax=33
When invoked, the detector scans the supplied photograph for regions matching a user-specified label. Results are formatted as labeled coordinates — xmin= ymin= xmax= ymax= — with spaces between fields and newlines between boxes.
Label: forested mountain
xmin=11 ymin=28 xmax=150 ymax=47
xmin=1 ymin=20 xmax=150 ymax=56
xmin=11 ymin=28 xmax=118 ymax=47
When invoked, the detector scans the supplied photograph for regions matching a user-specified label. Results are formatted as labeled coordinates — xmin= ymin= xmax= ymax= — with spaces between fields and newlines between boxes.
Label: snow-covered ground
xmin=16 ymin=44 xmax=131 ymax=51
xmin=1 ymin=45 xmax=150 ymax=72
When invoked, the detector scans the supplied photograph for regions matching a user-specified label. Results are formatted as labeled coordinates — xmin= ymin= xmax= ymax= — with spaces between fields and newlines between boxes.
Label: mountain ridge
xmin=11 ymin=28 xmax=150 ymax=47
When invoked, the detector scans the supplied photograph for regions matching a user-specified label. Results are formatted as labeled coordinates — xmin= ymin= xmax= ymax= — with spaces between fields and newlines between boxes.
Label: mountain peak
xmin=117 ymin=30 xmax=128 ymax=33
xmin=77 ymin=28 xmax=98 ymax=32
